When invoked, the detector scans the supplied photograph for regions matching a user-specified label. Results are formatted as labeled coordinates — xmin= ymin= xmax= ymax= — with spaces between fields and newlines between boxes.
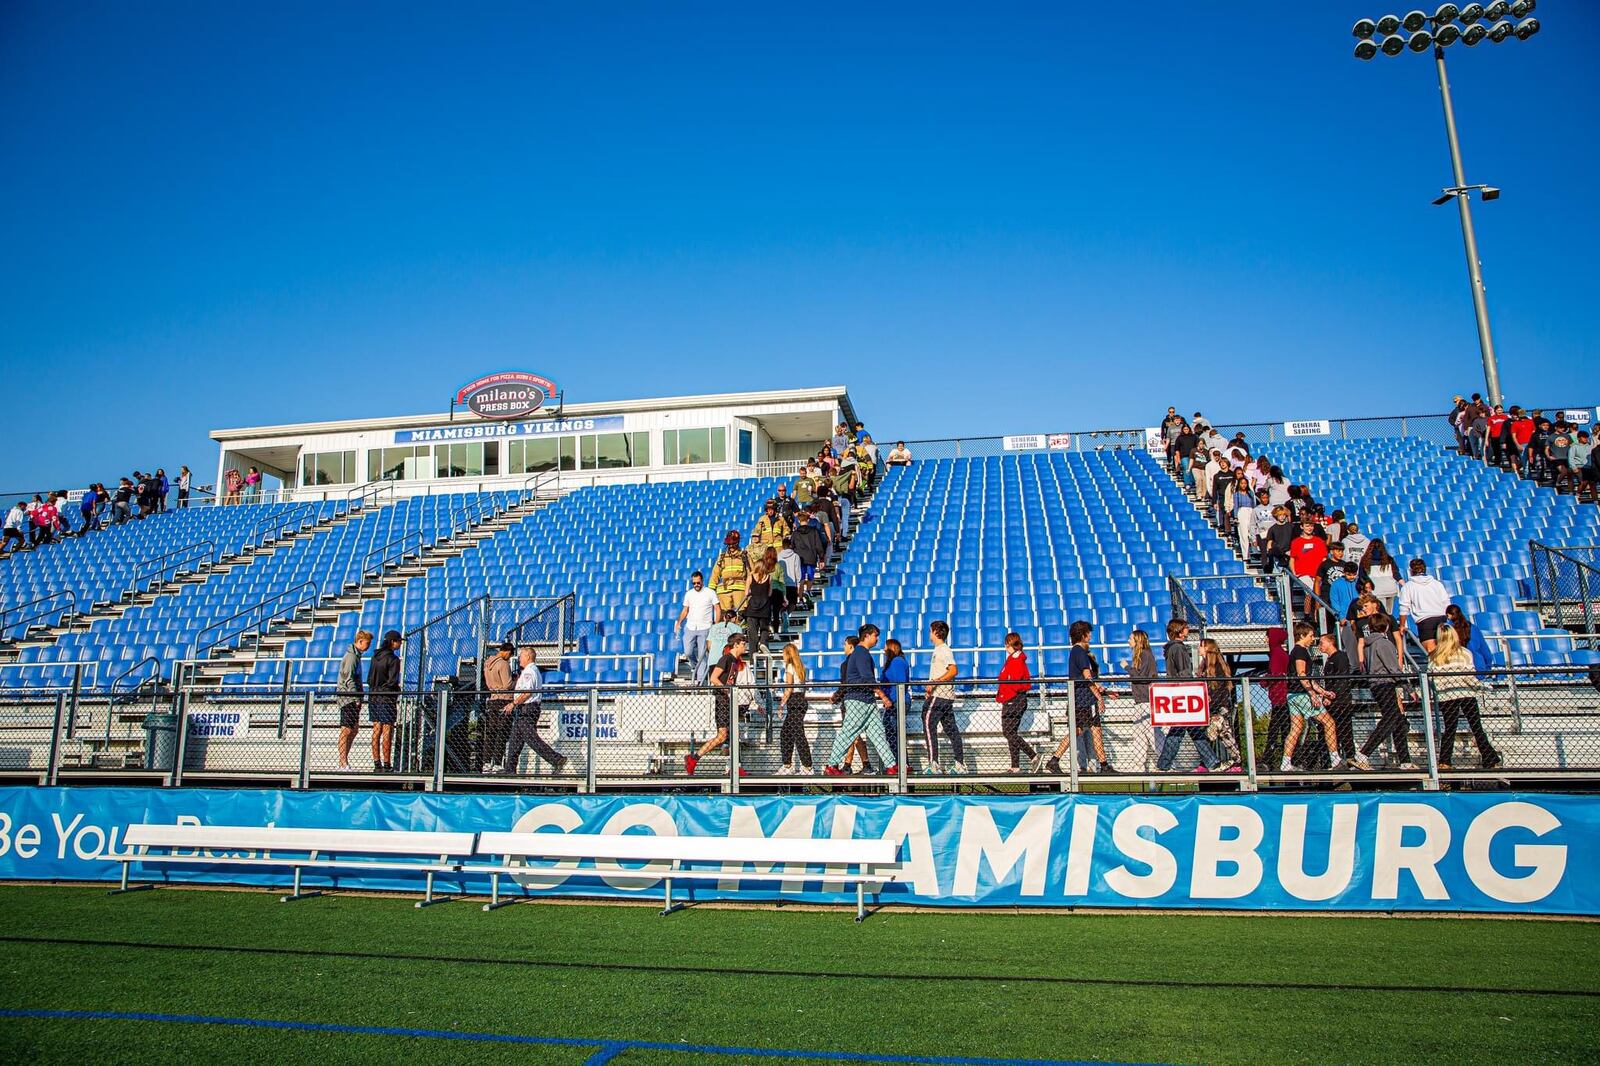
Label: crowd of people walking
xmin=2 ymin=468 xmax=196 ymax=555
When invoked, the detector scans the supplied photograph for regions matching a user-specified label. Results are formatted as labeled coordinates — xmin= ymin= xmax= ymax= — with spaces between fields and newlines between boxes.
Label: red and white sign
xmin=1150 ymin=681 xmax=1210 ymax=727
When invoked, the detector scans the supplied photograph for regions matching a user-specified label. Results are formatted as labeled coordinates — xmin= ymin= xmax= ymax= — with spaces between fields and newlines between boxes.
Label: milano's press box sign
xmin=1151 ymin=681 xmax=1210 ymax=728
xmin=457 ymin=372 xmax=558 ymax=421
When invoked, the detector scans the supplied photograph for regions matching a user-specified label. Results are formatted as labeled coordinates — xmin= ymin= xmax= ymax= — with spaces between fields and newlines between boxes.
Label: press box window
xmin=583 ymin=431 xmax=650 ymax=469
xmin=368 ymin=446 xmax=429 ymax=482
xmin=300 ymin=450 xmax=356 ymax=486
xmin=509 ymin=437 xmax=578 ymax=473
xmin=662 ymin=427 xmax=726 ymax=465
xmin=433 ymin=442 xmax=501 ymax=479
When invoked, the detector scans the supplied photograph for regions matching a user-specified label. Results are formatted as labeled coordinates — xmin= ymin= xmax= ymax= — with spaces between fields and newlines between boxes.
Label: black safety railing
xmin=0 ymin=589 xmax=78 ymax=642
xmin=361 ymin=530 xmax=424 ymax=584
xmin=1529 ymin=541 xmax=1600 ymax=635
xmin=244 ymin=500 xmax=319 ymax=551
xmin=125 ymin=539 xmax=218 ymax=599
xmin=189 ymin=581 xmax=320 ymax=663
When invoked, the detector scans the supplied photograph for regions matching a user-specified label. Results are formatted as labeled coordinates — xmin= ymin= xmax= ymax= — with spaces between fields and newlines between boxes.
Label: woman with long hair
xmin=1428 ymin=624 xmax=1503 ymax=771
xmin=996 ymin=632 xmax=1037 ymax=773
xmin=880 ymin=638 xmax=910 ymax=767
xmin=777 ymin=643 xmax=813 ymax=775
xmin=1125 ymin=629 xmax=1163 ymax=772
xmin=1361 ymin=539 xmax=1401 ymax=615
xmin=743 ymin=561 xmax=772 ymax=650
xmin=1198 ymin=638 xmax=1243 ymax=772
xmin=1265 ymin=465 xmax=1291 ymax=507
xmin=1445 ymin=604 xmax=1497 ymax=674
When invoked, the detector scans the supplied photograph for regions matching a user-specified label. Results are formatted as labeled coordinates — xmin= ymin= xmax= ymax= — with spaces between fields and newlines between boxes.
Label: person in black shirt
xmin=1280 ymin=622 xmax=1340 ymax=773
xmin=1317 ymin=632 xmax=1357 ymax=761
xmin=368 ymin=630 xmax=402 ymax=772
xmin=686 ymin=633 xmax=746 ymax=775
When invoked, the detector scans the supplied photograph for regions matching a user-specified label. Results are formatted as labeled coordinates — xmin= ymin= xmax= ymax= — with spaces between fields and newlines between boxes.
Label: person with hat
xmin=479 ymin=641 xmax=517 ymax=772
xmin=709 ymin=530 xmax=751 ymax=617
xmin=504 ymin=645 xmax=567 ymax=775
xmin=751 ymin=499 xmax=790 ymax=555
xmin=335 ymin=630 xmax=373 ymax=772
xmin=368 ymin=630 xmax=403 ymax=772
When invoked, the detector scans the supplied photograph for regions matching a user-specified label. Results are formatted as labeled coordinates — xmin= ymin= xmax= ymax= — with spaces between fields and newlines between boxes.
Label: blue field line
xmin=0 ymin=1007 xmax=1167 ymax=1065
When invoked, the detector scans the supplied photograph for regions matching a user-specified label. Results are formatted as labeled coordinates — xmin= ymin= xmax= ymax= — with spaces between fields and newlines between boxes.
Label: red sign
xmin=1150 ymin=681 xmax=1210 ymax=728
xmin=456 ymin=372 xmax=558 ymax=421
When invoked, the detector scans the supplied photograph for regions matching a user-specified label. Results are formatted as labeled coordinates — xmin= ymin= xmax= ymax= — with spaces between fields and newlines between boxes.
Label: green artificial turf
xmin=0 ymin=885 xmax=1595 ymax=1065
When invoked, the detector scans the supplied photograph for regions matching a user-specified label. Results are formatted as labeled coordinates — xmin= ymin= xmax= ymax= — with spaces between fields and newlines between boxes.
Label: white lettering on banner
xmin=187 ymin=709 xmax=250 ymax=739
xmin=881 ymin=805 xmax=941 ymax=897
xmin=1104 ymin=804 xmax=1179 ymax=899
xmin=508 ymin=803 xmax=584 ymax=890
xmin=1463 ymin=801 xmax=1567 ymax=904
xmin=1373 ymin=803 xmax=1451 ymax=900
xmin=1277 ymin=804 xmax=1359 ymax=901
xmin=394 ymin=415 xmax=624 ymax=445
xmin=1150 ymin=682 xmax=1209 ymax=728
xmin=1190 ymin=805 xmax=1266 ymax=899
xmin=1559 ymin=409 xmax=1592 ymax=427
xmin=720 ymin=805 xmax=818 ymax=893
xmin=594 ymin=805 xmax=678 ymax=891
xmin=1283 ymin=420 xmax=1332 ymax=437
xmin=1061 ymin=804 xmax=1099 ymax=896
xmin=1002 ymin=435 xmax=1045 ymax=452
xmin=953 ymin=805 xmax=1052 ymax=896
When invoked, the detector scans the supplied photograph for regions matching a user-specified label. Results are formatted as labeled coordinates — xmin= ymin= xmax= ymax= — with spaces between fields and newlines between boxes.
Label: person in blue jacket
xmin=880 ymin=638 xmax=911 ymax=765
xmin=1445 ymin=604 xmax=1496 ymax=679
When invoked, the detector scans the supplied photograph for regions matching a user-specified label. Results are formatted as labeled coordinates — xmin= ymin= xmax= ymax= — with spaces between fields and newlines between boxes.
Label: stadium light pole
xmin=1351 ymin=2 xmax=1541 ymax=408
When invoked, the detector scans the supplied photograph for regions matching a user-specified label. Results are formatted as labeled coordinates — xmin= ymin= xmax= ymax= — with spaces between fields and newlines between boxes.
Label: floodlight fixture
xmin=1509 ymin=0 xmax=1535 ymax=16
xmin=1433 ymin=191 xmax=1455 ymax=205
xmin=1355 ymin=38 xmax=1380 ymax=59
xmin=1484 ymin=0 xmax=1509 ymax=18
xmin=1376 ymin=13 xmax=1402 ymax=33
xmin=1435 ymin=23 xmax=1462 ymax=45
xmin=1462 ymin=22 xmax=1488 ymax=43
xmin=1515 ymin=17 xmax=1539 ymax=39
xmin=1353 ymin=17 xmax=1378 ymax=37
xmin=1402 ymin=9 xmax=1429 ymax=30
xmin=1408 ymin=29 xmax=1435 ymax=50
xmin=1381 ymin=33 xmax=1407 ymax=55
xmin=1432 ymin=2 xmax=1460 ymax=20
xmin=1458 ymin=2 xmax=1485 ymax=22
xmin=1481 ymin=186 xmax=1501 ymax=200
xmin=1488 ymin=19 xmax=1514 ymax=41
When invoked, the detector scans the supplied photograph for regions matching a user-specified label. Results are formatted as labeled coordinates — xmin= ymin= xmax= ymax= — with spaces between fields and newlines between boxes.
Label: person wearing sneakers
xmin=823 ymin=624 xmax=898 ymax=777
xmin=921 ymin=620 xmax=965 ymax=774
xmin=504 ymin=645 xmax=568 ymax=775
xmin=1280 ymin=621 xmax=1342 ymax=773
xmin=335 ymin=630 xmax=372 ymax=771
xmin=687 ymin=633 xmax=747 ymax=776
xmin=1045 ymin=620 xmax=1110 ymax=775
xmin=1156 ymin=618 xmax=1218 ymax=773
xmin=1350 ymin=613 xmax=1416 ymax=771
xmin=1429 ymin=623 xmax=1502 ymax=772
xmin=996 ymin=632 xmax=1039 ymax=774
xmin=479 ymin=641 xmax=516 ymax=773
xmin=1197 ymin=638 xmax=1243 ymax=772
xmin=368 ymin=630 xmax=402 ymax=773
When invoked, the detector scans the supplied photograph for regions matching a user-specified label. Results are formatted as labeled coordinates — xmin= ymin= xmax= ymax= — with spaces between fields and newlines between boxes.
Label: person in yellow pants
xmin=709 ymin=530 xmax=751 ymax=616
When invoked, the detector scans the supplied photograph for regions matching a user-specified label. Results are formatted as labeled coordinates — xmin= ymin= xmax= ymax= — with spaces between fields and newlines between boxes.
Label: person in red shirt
xmin=996 ymin=632 xmax=1037 ymax=773
xmin=1289 ymin=518 xmax=1329 ymax=602
xmin=1508 ymin=407 xmax=1537 ymax=476
xmin=29 ymin=498 xmax=58 ymax=547
xmin=1485 ymin=404 xmax=1510 ymax=466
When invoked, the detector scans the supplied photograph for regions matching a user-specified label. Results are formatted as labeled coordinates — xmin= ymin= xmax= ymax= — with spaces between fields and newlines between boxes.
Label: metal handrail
xmin=244 ymin=500 xmax=318 ymax=549
xmin=361 ymin=530 xmax=424 ymax=582
xmin=127 ymin=539 xmax=218 ymax=598
xmin=504 ymin=593 xmax=576 ymax=646
xmin=344 ymin=479 xmax=396 ymax=513
xmin=520 ymin=468 xmax=562 ymax=505
xmin=191 ymin=580 xmax=319 ymax=660
xmin=109 ymin=655 xmax=164 ymax=697
xmin=0 ymin=589 xmax=78 ymax=640
xmin=1529 ymin=540 xmax=1600 ymax=634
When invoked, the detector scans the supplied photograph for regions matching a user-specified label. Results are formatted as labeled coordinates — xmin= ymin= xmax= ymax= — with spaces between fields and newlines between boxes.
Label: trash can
xmin=143 ymin=712 xmax=178 ymax=771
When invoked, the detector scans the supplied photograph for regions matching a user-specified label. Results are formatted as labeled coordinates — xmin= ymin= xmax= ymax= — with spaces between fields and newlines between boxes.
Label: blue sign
xmin=1 ymin=787 xmax=1595 ymax=915
xmin=395 ymin=415 xmax=624 ymax=444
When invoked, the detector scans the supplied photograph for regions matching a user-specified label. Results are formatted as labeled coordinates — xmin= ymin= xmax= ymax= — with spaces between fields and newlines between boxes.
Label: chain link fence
xmin=1530 ymin=542 xmax=1600 ymax=634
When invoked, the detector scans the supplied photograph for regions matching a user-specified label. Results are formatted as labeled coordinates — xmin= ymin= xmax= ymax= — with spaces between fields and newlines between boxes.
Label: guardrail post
xmin=299 ymin=692 xmax=314 ymax=788
xmin=1416 ymin=671 xmax=1440 ymax=791
xmin=585 ymin=688 xmax=598 ymax=794
xmin=1240 ymin=677 xmax=1258 ymax=792
xmin=1506 ymin=666 xmax=1522 ymax=735
xmin=278 ymin=659 xmax=292 ymax=739
xmin=67 ymin=664 xmax=81 ymax=740
xmin=1066 ymin=683 xmax=1079 ymax=794
xmin=729 ymin=684 xmax=741 ymax=794
xmin=896 ymin=685 xmax=908 ymax=793
xmin=432 ymin=689 xmax=449 ymax=792
xmin=46 ymin=693 xmax=65 ymax=787
xmin=171 ymin=691 xmax=188 ymax=787
xmin=1580 ymin=563 xmax=1594 ymax=635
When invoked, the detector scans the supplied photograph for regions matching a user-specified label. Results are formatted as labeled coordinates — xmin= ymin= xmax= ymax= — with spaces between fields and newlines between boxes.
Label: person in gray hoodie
xmin=1351 ymin=613 xmax=1417 ymax=771
xmin=335 ymin=630 xmax=373 ymax=771
xmin=1156 ymin=618 xmax=1219 ymax=772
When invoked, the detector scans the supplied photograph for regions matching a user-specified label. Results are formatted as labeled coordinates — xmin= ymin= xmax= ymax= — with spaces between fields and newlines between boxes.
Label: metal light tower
xmin=1352 ymin=2 xmax=1540 ymax=407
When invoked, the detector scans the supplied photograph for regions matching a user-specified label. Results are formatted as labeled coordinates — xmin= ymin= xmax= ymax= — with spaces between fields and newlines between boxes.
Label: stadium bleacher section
xmin=1272 ymin=437 xmax=1600 ymax=668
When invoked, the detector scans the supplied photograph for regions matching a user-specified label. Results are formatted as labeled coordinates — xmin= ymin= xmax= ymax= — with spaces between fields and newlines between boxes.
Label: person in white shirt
xmin=674 ymin=570 xmax=722 ymax=685
xmin=1341 ymin=522 xmax=1370 ymax=566
xmin=886 ymin=441 xmax=913 ymax=467
xmin=2 ymin=502 xmax=27 ymax=555
xmin=503 ymin=646 xmax=567 ymax=774
xmin=920 ymin=620 xmax=965 ymax=773
xmin=1397 ymin=557 xmax=1454 ymax=653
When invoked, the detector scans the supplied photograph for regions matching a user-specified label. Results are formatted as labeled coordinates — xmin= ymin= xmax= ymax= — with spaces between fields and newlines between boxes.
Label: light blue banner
xmin=394 ymin=415 xmax=624 ymax=444
xmin=0 ymin=787 xmax=1594 ymax=915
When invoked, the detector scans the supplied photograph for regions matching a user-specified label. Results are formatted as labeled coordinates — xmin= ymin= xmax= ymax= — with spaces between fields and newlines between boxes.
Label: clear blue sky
xmin=2 ymin=2 xmax=1595 ymax=491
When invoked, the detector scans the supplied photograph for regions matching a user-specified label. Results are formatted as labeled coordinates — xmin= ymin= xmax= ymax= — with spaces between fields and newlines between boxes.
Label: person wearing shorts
xmin=1280 ymin=622 xmax=1341 ymax=772
xmin=1398 ymin=557 xmax=1453 ymax=653
xmin=367 ymin=630 xmax=402 ymax=772
xmin=335 ymin=630 xmax=373 ymax=771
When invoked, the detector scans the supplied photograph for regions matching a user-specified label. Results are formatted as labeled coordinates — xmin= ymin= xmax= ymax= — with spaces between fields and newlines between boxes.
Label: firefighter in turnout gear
xmin=709 ymin=530 xmax=752 ymax=616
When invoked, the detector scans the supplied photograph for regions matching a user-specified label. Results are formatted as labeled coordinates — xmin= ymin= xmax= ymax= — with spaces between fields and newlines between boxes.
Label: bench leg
xmin=280 ymin=865 xmax=323 ymax=903
xmin=482 ymin=871 xmax=522 ymax=911
xmin=414 ymin=869 xmax=453 ymax=909
xmin=660 ymin=876 xmax=684 ymax=917
xmin=855 ymin=880 xmax=865 ymax=923
xmin=107 ymin=860 xmax=154 ymax=896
